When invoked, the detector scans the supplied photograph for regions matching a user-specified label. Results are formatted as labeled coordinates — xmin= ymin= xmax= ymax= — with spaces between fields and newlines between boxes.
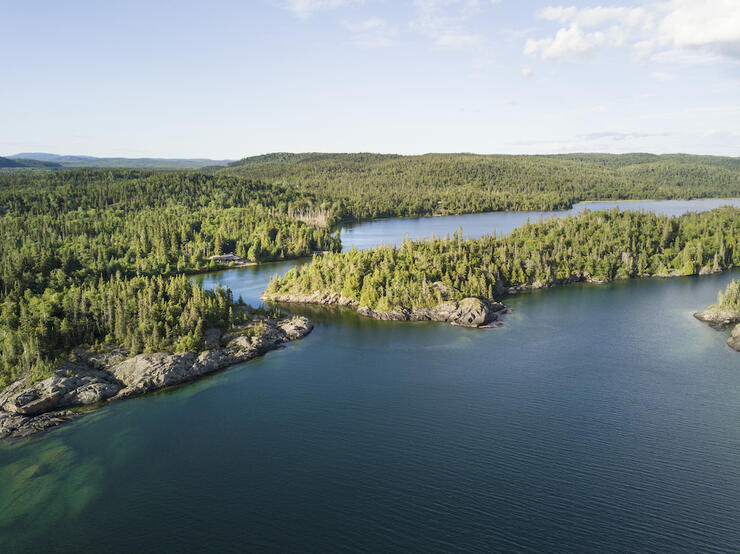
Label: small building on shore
xmin=209 ymin=253 xmax=244 ymax=264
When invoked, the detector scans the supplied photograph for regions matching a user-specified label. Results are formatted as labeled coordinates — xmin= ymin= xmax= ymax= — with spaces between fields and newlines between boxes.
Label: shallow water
xmin=1 ymin=199 xmax=739 ymax=552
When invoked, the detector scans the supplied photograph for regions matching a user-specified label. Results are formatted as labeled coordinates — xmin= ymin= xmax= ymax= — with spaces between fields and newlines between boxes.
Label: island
xmin=694 ymin=280 xmax=740 ymax=352
xmin=263 ymin=208 xmax=739 ymax=327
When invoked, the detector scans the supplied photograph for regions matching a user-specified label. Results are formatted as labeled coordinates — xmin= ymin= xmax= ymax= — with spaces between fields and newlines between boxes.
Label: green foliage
xmin=0 ymin=169 xmax=341 ymax=388
xmin=0 ymin=274 xmax=248 ymax=389
xmin=717 ymin=280 xmax=740 ymax=311
xmin=223 ymin=153 xmax=740 ymax=222
xmin=0 ymin=170 xmax=341 ymax=296
xmin=266 ymin=208 xmax=740 ymax=311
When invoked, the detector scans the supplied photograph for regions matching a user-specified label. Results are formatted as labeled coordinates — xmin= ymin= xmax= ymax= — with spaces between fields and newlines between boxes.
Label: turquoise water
xmin=1 ymin=200 xmax=739 ymax=552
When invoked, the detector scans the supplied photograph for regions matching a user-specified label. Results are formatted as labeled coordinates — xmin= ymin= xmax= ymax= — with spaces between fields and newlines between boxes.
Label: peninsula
xmin=263 ymin=208 xmax=739 ymax=327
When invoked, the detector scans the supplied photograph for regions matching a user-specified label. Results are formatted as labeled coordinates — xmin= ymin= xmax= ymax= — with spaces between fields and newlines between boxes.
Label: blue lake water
xmin=1 ymin=199 xmax=738 ymax=552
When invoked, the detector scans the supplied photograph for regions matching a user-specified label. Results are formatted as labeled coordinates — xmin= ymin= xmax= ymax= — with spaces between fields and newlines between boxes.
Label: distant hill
xmin=222 ymin=152 xmax=740 ymax=220
xmin=0 ymin=156 xmax=62 ymax=169
xmin=7 ymin=153 xmax=233 ymax=169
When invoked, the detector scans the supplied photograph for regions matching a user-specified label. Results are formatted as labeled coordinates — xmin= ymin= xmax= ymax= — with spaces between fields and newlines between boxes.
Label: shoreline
xmin=0 ymin=316 xmax=313 ymax=440
xmin=263 ymin=268 xmax=734 ymax=328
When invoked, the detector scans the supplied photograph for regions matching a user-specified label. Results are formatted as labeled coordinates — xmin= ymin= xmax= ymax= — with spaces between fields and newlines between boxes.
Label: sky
xmin=2 ymin=0 xmax=740 ymax=158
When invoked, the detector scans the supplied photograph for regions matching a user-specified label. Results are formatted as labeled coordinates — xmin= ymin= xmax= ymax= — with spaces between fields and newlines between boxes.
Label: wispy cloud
xmin=411 ymin=0 xmax=499 ymax=51
xmin=343 ymin=18 xmax=399 ymax=48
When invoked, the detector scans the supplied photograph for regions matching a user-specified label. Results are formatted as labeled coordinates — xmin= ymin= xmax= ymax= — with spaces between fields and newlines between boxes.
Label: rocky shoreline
xmin=0 ymin=316 xmax=313 ymax=440
xmin=693 ymin=308 xmax=740 ymax=352
xmin=263 ymin=287 xmax=507 ymax=328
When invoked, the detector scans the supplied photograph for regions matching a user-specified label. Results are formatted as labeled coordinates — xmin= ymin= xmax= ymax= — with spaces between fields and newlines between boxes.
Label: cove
xmin=1 ymin=199 xmax=739 ymax=552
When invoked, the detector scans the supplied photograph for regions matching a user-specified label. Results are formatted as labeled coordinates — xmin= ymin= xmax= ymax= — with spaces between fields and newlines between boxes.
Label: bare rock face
xmin=693 ymin=308 xmax=740 ymax=329
xmin=728 ymin=324 xmax=740 ymax=352
xmin=0 ymin=316 xmax=313 ymax=439
xmin=358 ymin=298 xmax=506 ymax=328
xmin=0 ymin=368 xmax=121 ymax=416
xmin=110 ymin=316 xmax=313 ymax=398
xmin=0 ymin=410 xmax=78 ymax=440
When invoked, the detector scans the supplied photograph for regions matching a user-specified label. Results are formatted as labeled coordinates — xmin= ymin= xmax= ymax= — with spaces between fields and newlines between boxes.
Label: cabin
xmin=209 ymin=253 xmax=243 ymax=264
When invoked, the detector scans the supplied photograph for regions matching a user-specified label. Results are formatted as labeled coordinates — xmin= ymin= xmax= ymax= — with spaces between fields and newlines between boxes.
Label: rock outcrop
xmin=693 ymin=307 xmax=740 ymax=329
xmin=727 ymin=324 xmax=740 ymax=352
xmin=357 ymin=297 xmax=506 ymax=328
xmin=0 ymin=317 xmax=313 ymax=440
xmin=264 ymin=286 xmax=506 ymax=328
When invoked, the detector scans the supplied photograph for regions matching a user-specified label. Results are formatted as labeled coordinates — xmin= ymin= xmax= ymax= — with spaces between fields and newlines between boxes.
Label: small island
xmin=694 ymin=280 xmax=740 ymax=352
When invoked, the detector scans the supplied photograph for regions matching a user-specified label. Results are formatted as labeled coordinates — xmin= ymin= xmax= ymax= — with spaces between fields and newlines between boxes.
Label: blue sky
xmin=2 ymin=0 xmax=740 ymax=158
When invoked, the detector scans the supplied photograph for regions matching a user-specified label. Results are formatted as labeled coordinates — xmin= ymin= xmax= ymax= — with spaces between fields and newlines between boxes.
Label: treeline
xmin=0 ymin=170 xmax=340 ymax=296
xmin=717 ymin=280 xmax=740 ymax=311
xmin=266 ymin=208 xmax=740 ymax=312
xmin=0 ymin=274 xmax=248 ymax=387
xmin=223 ymin=153 xmax=740 ymax=222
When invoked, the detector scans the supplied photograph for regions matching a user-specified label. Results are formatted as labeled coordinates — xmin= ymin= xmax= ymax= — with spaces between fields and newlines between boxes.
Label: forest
xmin=265 ymin=208 xmax=740 ymax=313
xmin=0 ymin=170 xmax=338 ymax=387
xmin=1 ymin=157 xmax=739 ymax=389
xmin=223 ymin=153 xmax=740 ymax=222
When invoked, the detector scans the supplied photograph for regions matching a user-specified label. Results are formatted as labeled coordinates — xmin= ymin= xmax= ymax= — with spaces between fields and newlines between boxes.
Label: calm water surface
xmin=1 ymin=200 xmax=739 ymax=552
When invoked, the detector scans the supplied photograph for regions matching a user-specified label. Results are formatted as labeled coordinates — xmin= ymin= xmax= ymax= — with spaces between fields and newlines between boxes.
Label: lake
xmin=1 ymin=200 xmax=739 ymax=552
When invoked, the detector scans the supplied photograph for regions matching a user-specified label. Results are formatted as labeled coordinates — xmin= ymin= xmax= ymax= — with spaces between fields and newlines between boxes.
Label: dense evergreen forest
xmin=1 ymin=154 xmax=739 ymax=389
xmin=223 ymin=153 xmax=740 ymax=221
xmin=265 ymin=208 xmax=740 ymax=313
xmin=0 ymin=170 xmax=338 ymax=386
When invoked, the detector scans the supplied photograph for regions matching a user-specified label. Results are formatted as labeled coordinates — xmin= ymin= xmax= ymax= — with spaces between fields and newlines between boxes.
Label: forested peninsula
xmin=1 ymin=154 xmax=739 ymax=438
xmin=264 ymin=208 xmax=740 ymax=326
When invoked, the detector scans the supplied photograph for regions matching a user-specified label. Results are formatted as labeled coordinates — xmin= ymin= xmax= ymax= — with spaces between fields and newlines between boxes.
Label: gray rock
xmin=0 ymin=316 xmax=314 ymax=439
xmin=0 ymin=410 xmax=78 ymax=440
xmin=358 ymin=297 xmax=506 ymax=328
xmin=0 ymin=368 xmax=121 ymax=416
xmin=694 ymin=308 xmax=740 ymax=329
xmin=728 ymin=324 xmax=740 ymax=352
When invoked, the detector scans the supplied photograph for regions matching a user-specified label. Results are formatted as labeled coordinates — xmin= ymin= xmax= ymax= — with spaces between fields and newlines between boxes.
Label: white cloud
xmin=524 ymin=24 xmax=605 ymax=60
xmin=525 ymin=1 xmax=740 ymax=64
xmin=521 ymin=66 xmax=533 ymax=78
xmin=343 ymin=18 xmax=399 ymax=48
xmin=284 ymin=0 xmax=359 ymax=18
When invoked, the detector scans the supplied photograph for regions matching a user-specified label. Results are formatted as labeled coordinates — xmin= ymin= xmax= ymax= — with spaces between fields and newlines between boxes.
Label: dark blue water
xmin=1 ymin=201 xmax=739 ymax=552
